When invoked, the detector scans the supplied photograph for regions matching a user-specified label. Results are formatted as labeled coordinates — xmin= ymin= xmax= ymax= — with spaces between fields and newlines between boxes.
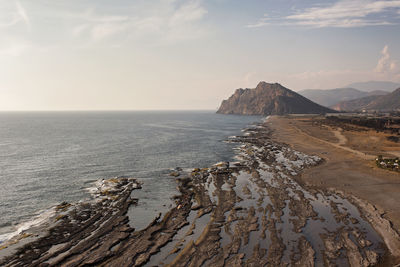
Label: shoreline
xmin=268 ymin=115 xmax=400 ymax=264
xmin=1 ymin=117 xmax=399 ymax=266
xmin=267 ymin=115 xmax=400 ymax=229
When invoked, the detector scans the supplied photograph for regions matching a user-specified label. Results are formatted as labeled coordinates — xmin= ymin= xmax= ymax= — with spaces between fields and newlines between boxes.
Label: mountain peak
xmin=256 ymin=81 xmax=282 ymax=89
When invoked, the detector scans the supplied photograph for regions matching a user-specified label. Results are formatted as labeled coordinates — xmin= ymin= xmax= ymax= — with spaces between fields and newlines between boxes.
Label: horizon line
xmin=0 ymin=109 xmax=218 ymax=112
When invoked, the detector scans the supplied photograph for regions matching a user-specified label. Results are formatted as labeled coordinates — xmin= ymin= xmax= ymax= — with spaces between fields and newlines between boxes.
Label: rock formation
xmin=217 ymin=82 xmax=335 ymax=115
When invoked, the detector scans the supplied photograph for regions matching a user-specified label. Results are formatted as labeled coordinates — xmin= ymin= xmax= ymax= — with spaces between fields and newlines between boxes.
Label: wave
xmin=0 ymin=177 xmax=114 ymax=244
xmin=0 ymin=208 xmax=56 ymax=244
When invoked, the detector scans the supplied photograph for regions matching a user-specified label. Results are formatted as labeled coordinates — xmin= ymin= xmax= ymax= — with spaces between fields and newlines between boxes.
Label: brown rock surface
xmin=217 ymin=82 xmax=335 ymax=115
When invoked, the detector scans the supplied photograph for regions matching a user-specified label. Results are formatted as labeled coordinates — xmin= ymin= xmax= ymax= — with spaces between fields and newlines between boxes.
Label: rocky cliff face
xmin=217 ymin=82 xmax=335 ymax=115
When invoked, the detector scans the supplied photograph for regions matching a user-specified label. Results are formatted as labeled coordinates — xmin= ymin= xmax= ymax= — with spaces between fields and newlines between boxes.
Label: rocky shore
xmin=1 ymin=120 xmax=399 ymax=266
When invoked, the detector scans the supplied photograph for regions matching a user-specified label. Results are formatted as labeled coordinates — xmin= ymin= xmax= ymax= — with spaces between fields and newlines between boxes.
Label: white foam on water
xmin=0 ymin=208 xmax=56 ymax=244
xmin=263 ymin=116 xmax=271 ymax=122
xmin=0 ymin=177 xmax=123 ymax=244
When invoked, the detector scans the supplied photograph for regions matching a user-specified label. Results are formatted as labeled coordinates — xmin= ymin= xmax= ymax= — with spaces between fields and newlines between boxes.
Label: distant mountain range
xmin=298 ymin=80 xmax=400 ymax=112
xmin=217 ymin=80 xmax=400 ymax=115
xmin=298 ymin=88 xmax=387 ymax=107
xmin=217 ymin=82 xmax=335 ymax=115
xmin=346 ymin=81 xmax=400 ymax=92
xmin=334 ymin=88 xmax=400 ymax=111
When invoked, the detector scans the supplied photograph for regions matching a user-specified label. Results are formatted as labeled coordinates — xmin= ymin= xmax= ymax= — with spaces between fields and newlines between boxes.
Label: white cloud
xmin=169 ymin=0 xmax=207 ymax=27
xmin=375 ymin=45 xmax=399 ymax=73
xmin=242 ymin=45 xmax=400 ymax=89
xmin=0 ymin=0 xmax=30 ymax=29
xmin=248 ymin=0 xmax=400 ymax=28
xmin=247 ymin=16 xmax=269 ymax=28
xmin=72 ymin=0 xmax=208 ymax=43
xmin=91 ymin=22 xmax=129 ymax=40
xmin=15 ymin=1 xmax=30 ymax=30
xmin=0 ymin=0 xmax=209 ymax=51
xmin=0 ymin=1 xmax=32 ymax=57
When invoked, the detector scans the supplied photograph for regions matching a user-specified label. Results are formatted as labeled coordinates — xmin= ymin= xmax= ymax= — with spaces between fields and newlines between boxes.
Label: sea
xmin=0 ymin=111 xmax=261 ymax=242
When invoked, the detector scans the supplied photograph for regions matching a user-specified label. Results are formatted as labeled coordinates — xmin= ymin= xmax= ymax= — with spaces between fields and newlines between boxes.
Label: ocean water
xmin=0 ymin=111 xmax=261 ymax=241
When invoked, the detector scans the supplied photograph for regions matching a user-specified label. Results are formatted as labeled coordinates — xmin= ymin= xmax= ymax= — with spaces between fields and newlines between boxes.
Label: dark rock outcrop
xmin=217 ymin=82 xmax=335 ymax=115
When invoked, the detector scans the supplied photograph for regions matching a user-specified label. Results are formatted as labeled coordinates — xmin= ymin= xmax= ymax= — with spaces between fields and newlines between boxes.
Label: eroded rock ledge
xmin=1 ymin=122 xmax=399 ymax=266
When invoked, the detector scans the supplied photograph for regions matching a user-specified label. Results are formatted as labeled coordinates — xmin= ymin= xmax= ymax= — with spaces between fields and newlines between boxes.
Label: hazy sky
xmin=1 ymin=0 xmax=400 ymax=110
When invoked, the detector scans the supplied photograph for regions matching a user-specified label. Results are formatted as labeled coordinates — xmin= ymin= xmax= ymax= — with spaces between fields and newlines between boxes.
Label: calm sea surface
xmin=0 ymin=111 xmax=261 ymax=240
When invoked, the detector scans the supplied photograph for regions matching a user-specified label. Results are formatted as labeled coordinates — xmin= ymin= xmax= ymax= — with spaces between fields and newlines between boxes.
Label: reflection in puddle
xmin=144 ymin=125 xmax=386 ymax=266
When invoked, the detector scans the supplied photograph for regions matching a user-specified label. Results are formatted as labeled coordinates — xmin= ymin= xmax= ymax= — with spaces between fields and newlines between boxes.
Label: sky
xmin=1 ymin=0 xmax=400 ymax=111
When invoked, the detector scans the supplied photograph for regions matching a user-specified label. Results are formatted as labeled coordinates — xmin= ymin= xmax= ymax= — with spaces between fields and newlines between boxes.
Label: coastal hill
xmin=333 ymin=87 xmax=400 ymax=111
xmin=332 ymin=95 xmax=379 ymax=112
xmin=217 ymin=82 xmax=335 ymax=115
xmin=299 ymin=88 xmax=387 ymax=107
xmin=366 ymin=87 xmax=400 ymax=110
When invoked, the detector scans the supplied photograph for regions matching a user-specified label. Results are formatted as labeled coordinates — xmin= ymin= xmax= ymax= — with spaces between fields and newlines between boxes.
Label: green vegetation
xmin=376 ymin=155 xmax=399 ymax=172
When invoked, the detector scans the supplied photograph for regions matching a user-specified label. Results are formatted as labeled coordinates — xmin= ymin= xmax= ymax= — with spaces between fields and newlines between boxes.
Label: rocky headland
xmin=217 ymin=82 xmax=335 ymax=115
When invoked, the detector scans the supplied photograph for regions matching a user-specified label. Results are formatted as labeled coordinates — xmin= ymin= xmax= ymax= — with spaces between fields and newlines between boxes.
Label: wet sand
xmin=1 ymin=117 xmax=399 ymax=266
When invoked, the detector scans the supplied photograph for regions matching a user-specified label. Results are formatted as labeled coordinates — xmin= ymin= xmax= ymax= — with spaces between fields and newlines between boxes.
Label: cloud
xmin=0 ymin=0 xmax=208 ymax=52
xmin=290 ymin=45 xmax=400 ymax=88
xmin=169 ymin=0 xmax=207 ymax=26
xmin=0 ymin=0 xmax=30 ymax=30
xmin=91 ymin=22 xmax=129 ymax=41
xmin=243 ymin=45 xmax=400 ymax=89
xmin=15 ymin=1 xmax=30 ymax=30
xmin=375 ymin=45 xmax=399 ymax=73
xmin=247 ymin=16 xmax=269 ymax=28
xmin=248 ymin=0 xmax=400 ymax=28
xmin=72 ymin=0 xmax=208 ymax=43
